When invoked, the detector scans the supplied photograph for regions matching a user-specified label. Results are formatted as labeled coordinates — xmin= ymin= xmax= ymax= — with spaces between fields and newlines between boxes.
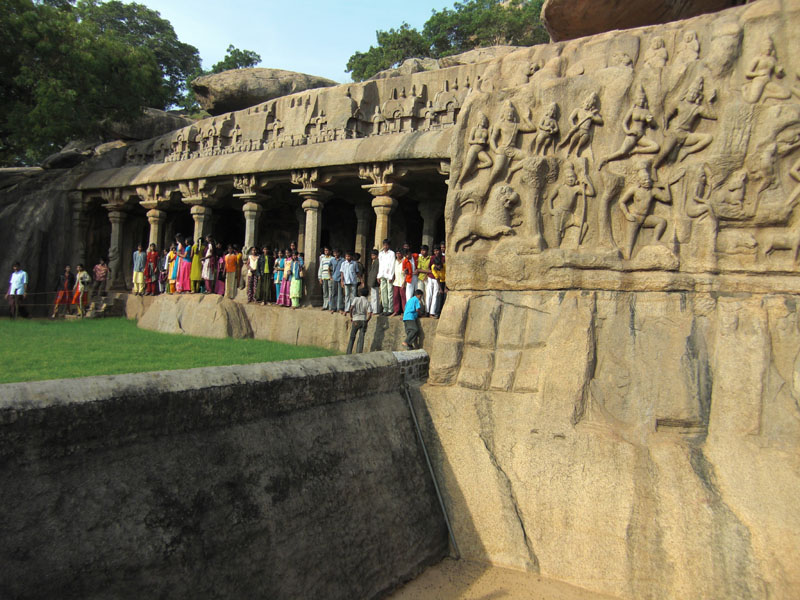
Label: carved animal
xmin=452 ymin=185 xmax=520 ymax=251
xmin=764 ymin=228 xmax=800 ymax=263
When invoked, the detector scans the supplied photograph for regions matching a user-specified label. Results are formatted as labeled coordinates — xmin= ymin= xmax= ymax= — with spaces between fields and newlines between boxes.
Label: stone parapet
xmin=0 ymin=353 xmax=446 ymax=599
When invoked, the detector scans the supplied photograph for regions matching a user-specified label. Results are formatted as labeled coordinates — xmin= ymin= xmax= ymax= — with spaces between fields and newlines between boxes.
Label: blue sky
xmin=139 ymin=0 xmax=454 ymax=82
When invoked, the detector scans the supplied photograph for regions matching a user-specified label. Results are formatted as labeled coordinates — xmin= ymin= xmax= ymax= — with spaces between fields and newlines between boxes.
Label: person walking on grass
xmin=72 ymin=264 xmax=91 ymax=318
xmin=402 ymin=289 xmax=425 ymax=349
xmin=51 ymin=265 xmax=75 ymax=319
xmin=6 ymin=262 xmax=28 ymax=319
xmin=346 ymin=287 xmax=372 ymax=354
xmin=132 ymin=244 xmax=146 ymax=296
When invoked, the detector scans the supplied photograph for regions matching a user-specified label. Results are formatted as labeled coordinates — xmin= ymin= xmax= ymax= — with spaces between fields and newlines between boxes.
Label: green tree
xmin=0 ymin=0 xmax=163 ymax=165
xmin=210 ymin=45 xmax=262 ymax=74
xmin=75 ymin=0 xmax=201 ymax=108
xmin=346 ymin=0 xmax=549 ymax=81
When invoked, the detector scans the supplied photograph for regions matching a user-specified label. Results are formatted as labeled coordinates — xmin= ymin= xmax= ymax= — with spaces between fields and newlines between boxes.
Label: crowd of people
xmin=6 ymin=234 xmax=448 ymax=351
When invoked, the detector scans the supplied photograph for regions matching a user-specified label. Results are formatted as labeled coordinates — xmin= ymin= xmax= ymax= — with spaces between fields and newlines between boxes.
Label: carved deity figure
xmin=548 ymin=161 xmax=596 ymax=248
xmin=533 ymin=102 xmax=559 ymax=155
xmin=684 ymin=164 xmax=718 ymax=268
xmin=713 ymin=170 xmax=753 ymax=220
xmin=676 ymin=30 xmax=700 ymax=64
xmin=455 ymin=112 xmax=494 ymax=189
xmin=371 ymin=106 xmax=385 ymax=135
xmin=742 ymin=38 xmax=790 ymax=104
xmin=644 ymin=37 xmax=669 ymax=70
xmin=559 ymin=92 xmax=603 ymax=159
xmin=619 ymin=162 xmax=674 ymax=259
xmin=654 ymin=77 xmax=717 ymax=169
xmin=598 ymin=87 xmax=660 ymax=169
xmin=485 ymin=101 xmax=536 ymax=190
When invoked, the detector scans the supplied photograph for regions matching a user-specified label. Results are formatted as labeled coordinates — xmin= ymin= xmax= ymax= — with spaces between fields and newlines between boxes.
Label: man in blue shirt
xmin=340 ymin=251 xmax=360 ymax=313
xmin=329 ymin=248 xmax=344 ymax=313
xmin=402 ymin=289 xmax=424 ymax=349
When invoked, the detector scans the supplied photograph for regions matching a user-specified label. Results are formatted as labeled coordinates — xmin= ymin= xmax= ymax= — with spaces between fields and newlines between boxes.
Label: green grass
xmin=0 ymin=318 xmax=337 ymax=384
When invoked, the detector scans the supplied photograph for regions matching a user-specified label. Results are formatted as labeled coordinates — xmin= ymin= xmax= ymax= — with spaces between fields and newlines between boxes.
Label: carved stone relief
xmin=445 ymin=5 xmax=800 ymax=287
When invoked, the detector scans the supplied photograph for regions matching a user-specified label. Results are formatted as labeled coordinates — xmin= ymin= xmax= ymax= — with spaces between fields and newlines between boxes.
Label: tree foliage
xmin=210 ymin=45 xmax=262 ymax=74
xmin=346 ymin=0 xmax=548 ymax=81
xmin=0 ymin=0 xmax=164 ymax=165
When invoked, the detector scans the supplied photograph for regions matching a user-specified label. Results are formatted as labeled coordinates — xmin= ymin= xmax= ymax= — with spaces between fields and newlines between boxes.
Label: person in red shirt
xmin=145 ymin=244 xmax=159 ymax=295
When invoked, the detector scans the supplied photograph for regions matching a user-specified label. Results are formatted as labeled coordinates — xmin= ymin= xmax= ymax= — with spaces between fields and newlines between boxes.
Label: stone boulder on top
xmin=541 ymin=0 xmax=740 ymax=41
xmin=190 ymin=68 xmax=339 ymax=115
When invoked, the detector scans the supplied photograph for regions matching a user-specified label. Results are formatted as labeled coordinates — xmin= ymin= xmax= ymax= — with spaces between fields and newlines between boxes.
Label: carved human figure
xmin=742 ymin=38 xmax=790 ymax=104
xmin=372 ymin=106 xmax=385 ymax=135
xmin=764 ymin=155 xmax=800 ymax=262
xmin=559 ymin=92 xmax=603 ymax=159
xmin=548 ymin=161 xmax=596 ymax=248
xmin=533 ymin=103 xmax=560 ymax=155
xmin=750 ymin=143 xmax=778 ymax=195
xmin=714 ymin=170 xmax=750 ymax=220
xmin=676 ymin=30 xmax=700 ymax=64
xmin=486 ymin=101 xmax=536 ymax=190
xmin=684 ymin=164 xmax=718 ymax=269
xmin=598 ymin=87 xmax=660 ymax=169
xmin=455 ymin=112 xmax=494 ymax=189
xmin=619 ymin=162 xmax=674 ymax=259
xmin=654 ymin=77 xmax=717 ymax=169
xmin=644 ymin=37 xmax=669 ymax=70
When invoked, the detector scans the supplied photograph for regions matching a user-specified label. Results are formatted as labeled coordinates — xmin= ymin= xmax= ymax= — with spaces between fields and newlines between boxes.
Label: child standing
xmin=145 ymin=244 xmax=159 ymax=295
xmin=290 ymin=251 xmax=304 ymax=308
xmin=246 ymin=246 xmax=260 ymax=303
xmin=273 ymin=250 xmax=285 ymax=302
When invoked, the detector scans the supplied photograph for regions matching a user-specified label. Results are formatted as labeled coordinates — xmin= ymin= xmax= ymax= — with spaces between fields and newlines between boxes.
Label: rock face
xmin=423 ymin=290 xmax=800 ymax=598
xmin=191 ymin=68 xmax=339 ymax=115
xmin=542 ymin=0 xmax=740 ymax=41
xmin=370 ymin=46 xmax=523 ymax=79
xmin=137 ymin=293 xmax=253 ymax=338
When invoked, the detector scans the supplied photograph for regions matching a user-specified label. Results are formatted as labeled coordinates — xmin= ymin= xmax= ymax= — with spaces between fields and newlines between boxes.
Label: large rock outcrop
xmin=190 ymin=68 xmax=339 ymax=115
xmin=542 ymin=0 xmax=742 ymax=41
xmin=102 ymin=107 xmax=194 ymax=141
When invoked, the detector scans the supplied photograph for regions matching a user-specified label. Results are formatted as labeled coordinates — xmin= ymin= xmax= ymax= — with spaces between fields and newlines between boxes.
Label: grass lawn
xmin=0 ymin=317 xmax=337 ymax=384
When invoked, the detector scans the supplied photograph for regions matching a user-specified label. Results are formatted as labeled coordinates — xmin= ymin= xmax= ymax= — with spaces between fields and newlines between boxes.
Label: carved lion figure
xmin=452 ymin=185 xmax=520 ymax=252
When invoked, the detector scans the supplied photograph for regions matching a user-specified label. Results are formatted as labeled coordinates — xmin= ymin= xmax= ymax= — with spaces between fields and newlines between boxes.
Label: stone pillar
xmin=296 ymin=207 xmax=306 ymax=253
xmin=242 ymin=202 xmax=263 ymax=251
xmin=363 ymin=183 xmax=407 ymax=248
xmin=105 ymin=207 xmax=127 ymax=290
xmin=296 ymin=193 xmax=330 ymax=305
xmin=418 ymin=200 xmax=443 ymax=249
xmin=354 ymin=203 xmax=371 ymax=259
xmin=147 ymin=209 xmax=166 ymax=249
xmin=191 ymin=205 xmax=212 ymax=242
xmin=69 ymin=192 xmax=88 ymax=267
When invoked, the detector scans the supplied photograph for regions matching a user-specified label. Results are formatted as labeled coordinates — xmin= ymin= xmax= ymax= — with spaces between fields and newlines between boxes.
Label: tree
xmin=210 ymin=45 xmax=262 ymax=74
xmin=0 ymin=0 xmax=163 ymax=165
xmin=75 ymin=0 xmax=201 ymax=108
xmin=346 ymin=0 xmax=549 ymax=81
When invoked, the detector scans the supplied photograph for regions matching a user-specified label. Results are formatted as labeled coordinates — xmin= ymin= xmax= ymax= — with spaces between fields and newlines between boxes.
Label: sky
xmin=138 ymin=0 xmax=455 ymax=83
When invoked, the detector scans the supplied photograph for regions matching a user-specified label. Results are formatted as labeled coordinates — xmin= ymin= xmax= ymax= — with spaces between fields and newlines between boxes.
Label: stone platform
xmin=126 ymin=292 xmax=438 ymax=353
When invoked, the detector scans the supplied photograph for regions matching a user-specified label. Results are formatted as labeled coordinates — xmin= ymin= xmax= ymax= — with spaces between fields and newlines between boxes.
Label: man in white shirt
xmin=376 ymin=238 xmax=396 ymax=316
xmin=346 ymin=287 xmax=373 ymax=354
xmin=317 ymin=247 xmax=334 ymax=310
xmin=6 ymin=262 xmax=28 ymax=319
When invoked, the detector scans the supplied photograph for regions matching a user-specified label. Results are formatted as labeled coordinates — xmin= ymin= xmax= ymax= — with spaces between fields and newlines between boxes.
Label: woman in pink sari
xmin=177 ymin=236 xmax=192 ymax=293
xmin=277 ymin=250 xmax=293 ymax=306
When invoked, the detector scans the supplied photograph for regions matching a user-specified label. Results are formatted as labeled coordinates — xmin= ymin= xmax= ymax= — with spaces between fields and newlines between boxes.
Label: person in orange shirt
xmin=224 ymin=245 xmax=238 ymax=299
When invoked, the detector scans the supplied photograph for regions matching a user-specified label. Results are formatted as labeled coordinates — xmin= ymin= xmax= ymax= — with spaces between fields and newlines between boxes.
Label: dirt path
xmin=388 ymin=559 xmax=621 ymax=600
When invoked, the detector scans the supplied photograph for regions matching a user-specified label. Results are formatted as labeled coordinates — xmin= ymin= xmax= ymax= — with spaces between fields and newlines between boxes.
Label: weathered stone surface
xmin=542 ymin=0 xmax=739 ymax=41
xmin=134 ymin=293 xmax=439 ymax=353
xmin=102 ymin=107 xmax=194 ymax=140
xmin=191 ymin=68 xmax=339 ymax=115
xmin=0 ymin=353 xmax=447 ymax=600
xmin=422 ymin=289 xmax=800 ymax=599
xmin=137 ymin=293 xmax=253 ymax=338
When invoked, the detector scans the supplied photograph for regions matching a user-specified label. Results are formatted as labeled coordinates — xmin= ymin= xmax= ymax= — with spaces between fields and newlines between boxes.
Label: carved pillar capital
xmin=137 ymin=183 xmax=173 ymax=210
xmin=179 ymin=178 xmax=219 ymax=206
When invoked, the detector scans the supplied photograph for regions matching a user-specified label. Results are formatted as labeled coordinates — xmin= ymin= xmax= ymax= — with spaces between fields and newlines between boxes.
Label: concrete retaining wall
xmin=0 ymin=351 xmax=446 ymax=600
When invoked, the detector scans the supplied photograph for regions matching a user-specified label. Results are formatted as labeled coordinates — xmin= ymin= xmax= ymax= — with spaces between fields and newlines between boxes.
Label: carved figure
xmin=676 ymin=30 xmax=700 ymax=64
xmin=655 ymin=77 xmax=716 ymax=168
xmin=559 ymin=92 xmax=603 ymax=159
xmin=548 ymin=161 xmax=596 ymax=247
xmin=455 ymin=113 xmax=493 ymax=189
xmin=644 ymin=37 xmax=669 ymax=70
xmin=764 ymin=158 xmax=800 ymax=260
xmin=486 ymin=101 xmax=536 ymax=190
xmin=372 ymin=106 xmax=385 ymax=135
xmin=684 ymin=164 xmax=718 ymax=268
xmin=598 ymin=87 xmax=659 ymax=169
xmin=714 ymin=170 xmax=751 ymax=220
xmin=452 ymin=185 xmax=520 ymax=251
xmin=742 ymin=38 xmax=790 ymax=104
xmin=619 ymin=162 xmax=675 ymax=259
xmin=533 ymin=103 xmax=559 ymax=155
xmin=749 ymin=143 xmax=778 ymax=195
